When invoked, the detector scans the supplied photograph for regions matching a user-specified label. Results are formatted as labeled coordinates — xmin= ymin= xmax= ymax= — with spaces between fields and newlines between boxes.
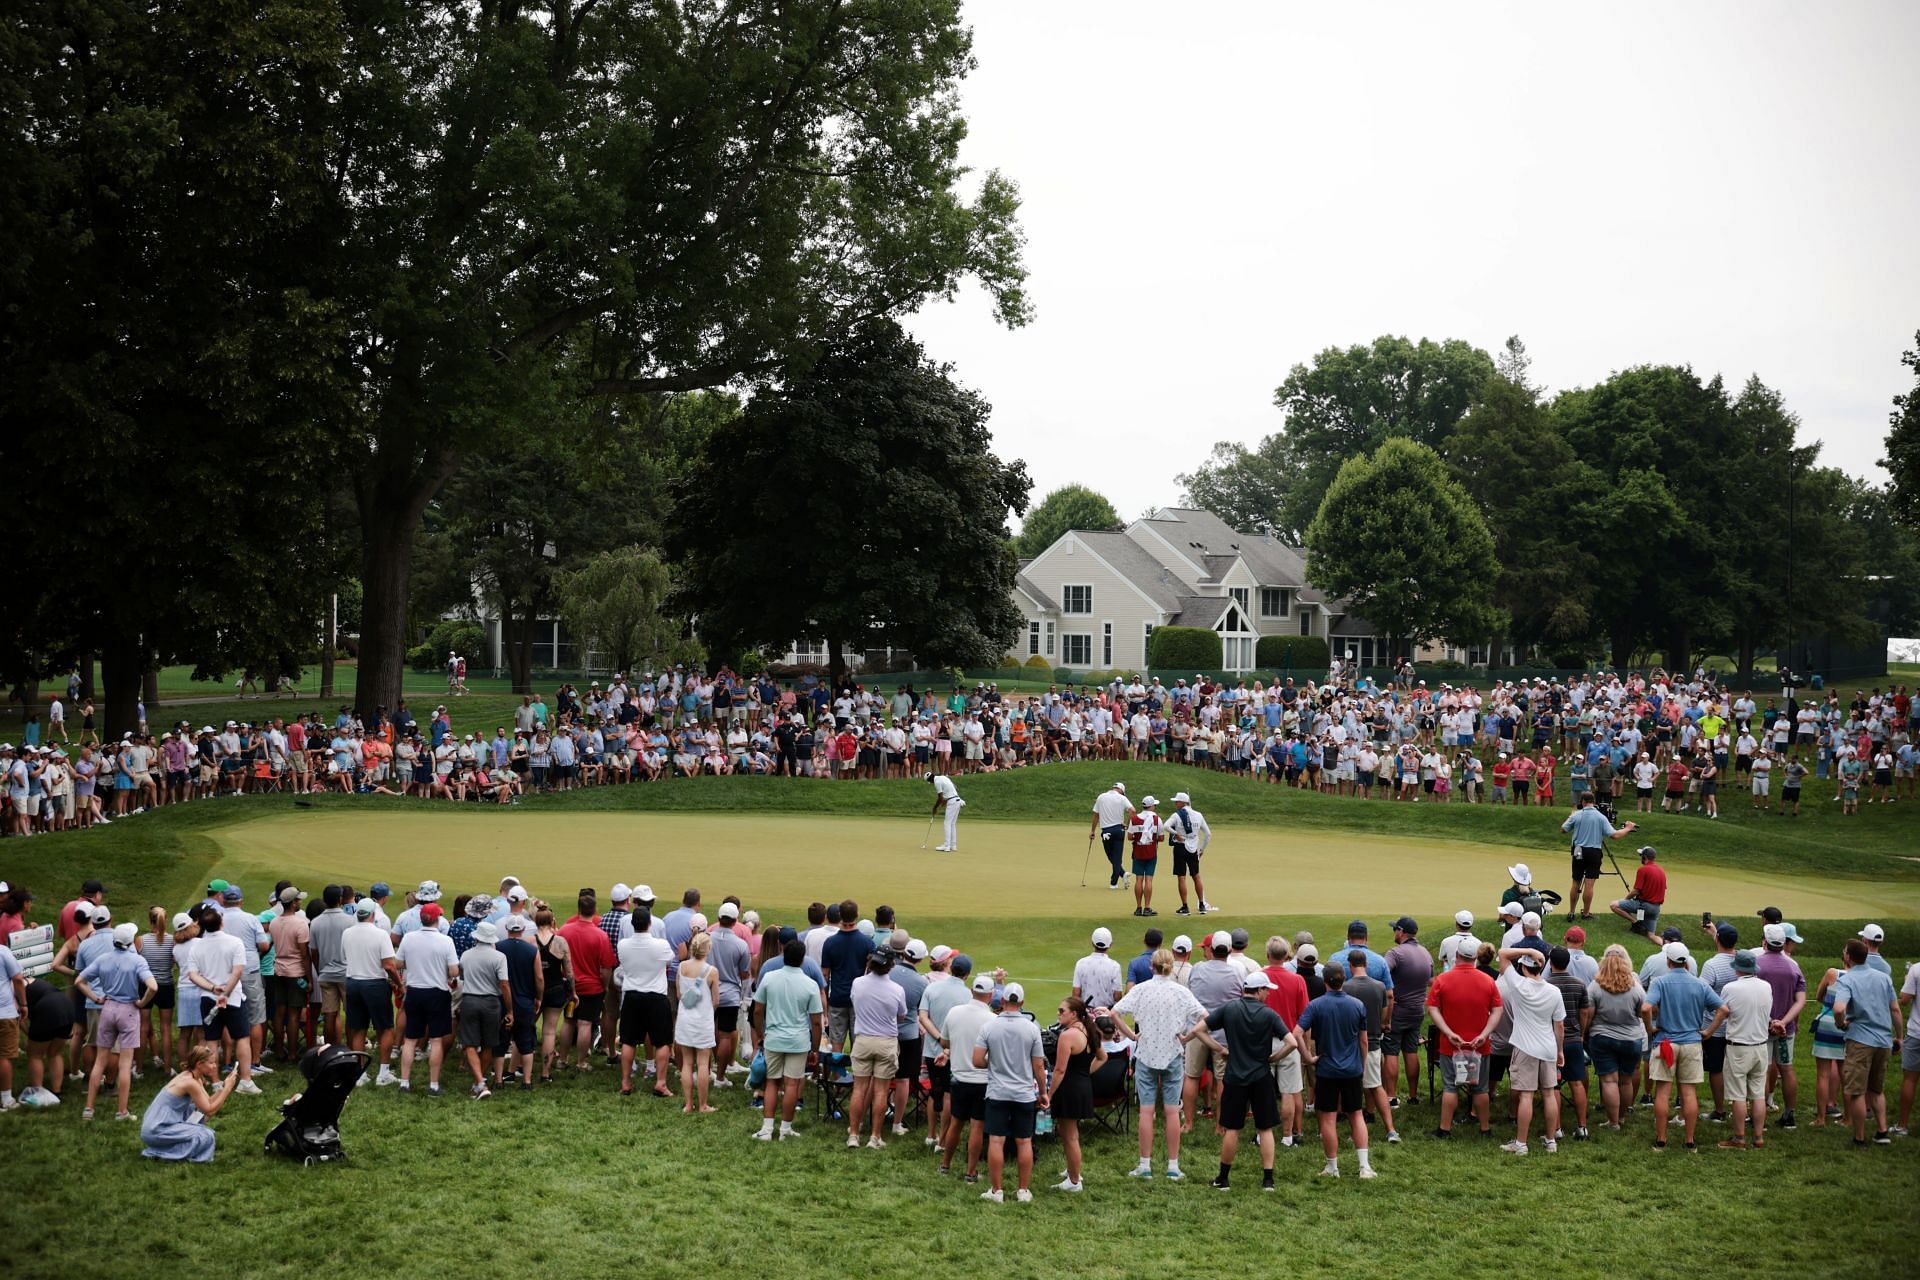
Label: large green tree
xmin=326 ymin=0 xmax=1029 ymax=712
xmin=554 ymin=547 xmax=700 ymax=678
xmin=0 ymin=0 xmax=351 ymax=732
xmin=1015 ymin=485 xmax=1121 ymax=558
xmin=1886 ymin=329 xmax=1920 ymax=529
xmin=671 ymin=321 xmax=1030 ymax=675
xmin=1304 ymin=438 xmax=1502 ymax=647
xmin=1270 ymin=336 xmax=1495 ymax=537
xmin=1175 ymin=437 xmax=1303 ymax=538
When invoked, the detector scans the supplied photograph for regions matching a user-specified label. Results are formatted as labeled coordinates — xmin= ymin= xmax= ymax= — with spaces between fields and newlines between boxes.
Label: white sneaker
xmin=751 ymin=1127 xmax=775 ymax=1141
xmin=376 ymin=1067 xmax=398 ymax=1087
xmin=1358 ymin=1166 xmax=1378 ymax=1179
xmin=1543 ymin=1138 xmax=1558 ymax=1153
xmin=251 ymin=1063 xmax=274 ymax=1075
xmin=891 ymin=1123 xmax=909 ymax=1136
xmin=867 ymin=1136 xmax=887 ymax=1150
xmin=356 ymin=1073 xmax=372 ymax=1088
xmin=1014 ymin=1188 xmax=1033 ymax=1203
xmin=1054 ymin=1180 xmax=1082 ymax=1192
xmin=848 ymin=1134 xmax=861 ymax=1148
xmin=235 ymin=1079 xmax=263 ymax=1095
xmin=1318 ymin=1166 xmax=1340 ymax=1178
xmin=1500 ymin=1140 xmax=1528 ymax=1155
xmin=933 ymin=845 xmax=951 ymax=852
xmin=979 ymin=1189 xmax=1003 ymax=1203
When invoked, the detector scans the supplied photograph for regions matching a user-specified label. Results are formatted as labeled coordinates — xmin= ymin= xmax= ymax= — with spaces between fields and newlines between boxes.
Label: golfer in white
xmin=1166 ymin=792 xmax=1215 ymax=916
xmin=1090 ymin=782 xmax=1134 ymax=890
xmin=928 ymin=771 xmax=964 ymax=852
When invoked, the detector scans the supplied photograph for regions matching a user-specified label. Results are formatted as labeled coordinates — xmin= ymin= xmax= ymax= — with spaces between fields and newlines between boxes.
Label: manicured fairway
xmin=206 ymin=808 xmax=1920 ymax=927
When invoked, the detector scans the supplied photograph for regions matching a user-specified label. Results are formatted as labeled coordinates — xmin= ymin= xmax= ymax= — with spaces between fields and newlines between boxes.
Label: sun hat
xmin=633 ymin=885 xmax=655 ymax=904
xmin=1507 ymin=863 xmax=1532 ymax=886
xmin=1733 ymin=950 xmax=1758 ymax=974
xmin=473 ymin=921 xmax=499 ymax=945
xmin=466 ymin=894 xmax=493 ymax=918
xmin=416 ymin=880 xmax=442 ymax=902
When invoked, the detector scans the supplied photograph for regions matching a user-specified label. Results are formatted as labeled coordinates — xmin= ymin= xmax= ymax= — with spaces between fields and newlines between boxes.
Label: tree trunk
xmin=143 ymin=668 xmax=159 ymax=714
xmin=505 ymin=611 xmax=535 ymax=694
xmin=101 ymin=633 xmax=144 ymax=738
xmin=1609 ymin=617 xmax=1634 ymax=672
xmin=828 ymin=634 xmax=846 ymax=682
xmin=1736 ymin=635 xmax=1757 ymax=685
xmin=354 ymin=451 xmax=459 ymax=714
xmin=77 ymin=654 xmax=96 ymax=702
xmin=1667 ymin=624 xmax=1691 ymax=677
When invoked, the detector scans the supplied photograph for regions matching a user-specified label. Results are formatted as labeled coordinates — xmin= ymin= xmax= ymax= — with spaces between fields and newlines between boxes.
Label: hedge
xmin=1254 ymin=635 xmax=1330 ymax=670
xmin=1148 ymin=626 xmax=1221 ymax=671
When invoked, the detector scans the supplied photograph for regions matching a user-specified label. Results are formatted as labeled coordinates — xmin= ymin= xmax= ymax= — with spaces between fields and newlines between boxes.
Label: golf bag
xmin=264 ymin=1044 xmax=367 ymax=1164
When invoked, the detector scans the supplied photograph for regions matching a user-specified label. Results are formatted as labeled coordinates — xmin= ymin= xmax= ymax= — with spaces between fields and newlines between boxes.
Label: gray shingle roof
xmin=1014 ymin=574 xmax=1055 ymax=612
xmin=1074 ymin=531 xmax=1192 ymax=613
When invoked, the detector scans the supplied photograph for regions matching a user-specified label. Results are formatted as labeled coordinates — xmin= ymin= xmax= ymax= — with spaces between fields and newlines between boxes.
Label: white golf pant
xmin=943 ymin=797 xmax=965 ymax=848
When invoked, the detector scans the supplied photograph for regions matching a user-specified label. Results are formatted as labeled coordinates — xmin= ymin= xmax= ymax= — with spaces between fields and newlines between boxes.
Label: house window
xmin=1061 ymin=585 xmax=1093 ymax=615
xmin=1028 ymin=621 xmax=1041 ymax=656
xmin=1102 ymin=622 xmax=1113 ymax=667
xmin=1045 ymin=621 xmax=1055 ymax=657
xmin=1260 ymin=587 xmax=1291 ymax=618
xmin=1221 ymin=636 xmax=1254 ymax=671
xmin=1143 ymin=623 xmax=1155 ymax=665
xmin=1229 ymin=587 xmax=1249 ymax=612
xmin=1063 ymin=633 xmax=1093 ymax=666
xmin=1299 ymin=610 xmax=1312 ymax=637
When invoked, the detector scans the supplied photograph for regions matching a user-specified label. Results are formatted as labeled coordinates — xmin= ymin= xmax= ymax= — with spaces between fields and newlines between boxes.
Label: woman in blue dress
xmin=140 ymin=1045 xmax=239 ymax=1162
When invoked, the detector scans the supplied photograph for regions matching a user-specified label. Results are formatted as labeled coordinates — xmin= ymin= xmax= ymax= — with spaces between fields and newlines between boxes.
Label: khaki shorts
xmin=1841 ymin=1042 xmax=1889 ymax=1098
xmin=1510 ymin=1050 xmax=1559 ymax=1092
xmin=850 ymin=1034 xmax=898 ymax=1080
xmin=1724 ymin=1042 xmax=1769 ymax=1103
xmin=1361 ymin=1046 xmax=1383 ymax=1089
xmin=1184 ymin=1036 xmax=1225 ymax=1080
xmin=1650 ymin=1042 xmax=1704 ymax=1085
xmin=319 ymin=980 xmax=347 ymax=1015
xmin=764 ymin=1050 xmax=809 ymax=1080
xmin=1274 ymin=1051 xmax=1303 ymax=1095
xmin=0 ymin=1017 xmax=19 ymax=1059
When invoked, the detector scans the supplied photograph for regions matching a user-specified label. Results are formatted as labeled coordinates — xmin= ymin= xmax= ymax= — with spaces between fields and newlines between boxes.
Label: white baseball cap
xmin=1172 ymin=791 xmax=1190 ymax=804
xmin=633 ymin=885 xmax=655 ymax=903
xmin=506 ymin=886 xmax=529 ymax=902
xmin=170 ymin=912 xmax=193 ymax=931
xmin=1112 ymin=781 xmax=1126 ymax=792
xmin=1454 ymin=910 xmax=1475 ymax=928
xmin=1241 ymin=969 xmax=1273 ymax=991
xmin=716 ymin=902 xmax=739 ymax=920
xmin=930 ymin=945 xmax=954 ymax=964
xmin=1521 ymin=911 xmax=1542 ymax=930
xmin=1859 ymin=923 xmax=1885 ymax=942
xmin=1172 ymin=935 xmax=1193 ymax=954
xmin=906 ymin=938 xmax=929 ymax=962
xmin=610 ymin=883 xmax=632 ymax=903
xmin=504 ymin=916 xmax=529 ymax=933
xmin=1763 ymin=923 xmax=1787 ymax=947
xmin=1002 ymin=982 xmax=1025 ymax=1005
xmin=1499 ymin=901 xmax=1525 ymax=918
xmin=113 ymin=922 xmax=138 ymax=947
xmin=971 ymin=974 xmax=996 ymax=993
xmin=1663 ymin=941 xmax=1691 ymax=963
xmin=1141 ymin=795 xmax=1158 ymax=808
xmin=1091 ymin=927 xmax=1113 ymax=949
xmin=1210 ymin=930 xmax=1233 ymax=952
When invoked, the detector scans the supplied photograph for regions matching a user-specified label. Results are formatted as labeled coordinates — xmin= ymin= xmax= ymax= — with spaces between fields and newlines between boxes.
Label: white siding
xmin=1022 ymin=535 xmax=1169 ymax=670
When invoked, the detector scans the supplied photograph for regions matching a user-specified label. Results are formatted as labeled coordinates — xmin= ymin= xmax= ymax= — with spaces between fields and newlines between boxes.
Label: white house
xmin=1014 ymin=507 xmax=1405 ymax=673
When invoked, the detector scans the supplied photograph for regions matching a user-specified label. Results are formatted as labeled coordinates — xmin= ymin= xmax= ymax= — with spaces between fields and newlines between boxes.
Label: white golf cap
xmin=506 ymin=886 xmax=529 ymax=902
xmin=906 ymin=938 xmax=929 ymax=962
xmin=1763 ymin=924 xmax=1787 ymax=947
xmin=1210 ymin=930 xmax=1233 ymax=951
xmin=1663 ymin=940 xmax=1691 ymax=963
xmin=610 ymin=883 xmax=631 ymax=902
xmin=91 ymin=905 xmax=112 ymax=925
xmin=1454 ymin=910 xmax=1475 ymax=927
xmin=857 ymin=919 xmax=874 ymax=936
xmin=504 ymin=916 xmax=529 ymax=933
xmin=930 ymin=945 xmax=954 ymax=964
xmin=633 ymin=885 xmax=655 ymax=903
xmin=1090 ymin=927 xmax=1113 ymax=949
xmin=717 ymin=902 xmax=739 ymax=920
xmin=1521 ymin=911 xmax=1542 ymax=930
xmin=1113 ymin=781 xmax=1126 ymax=792
xmin=1508 ymin=863 xmax=1532 ymax=886
xmin=1172 ymin=792 xmax=1190 ymax=804
xmin=1172 ymin=935 xmax=1193 ymax=953
xmin=170 ymin=912 xmax=193 ymax=931
xmin=1002 ymin=982 xmax=1025 ymax=1005
xmin=1141 ymin=795 xmax=1158 ymax=807
xmin=1241 ymin=969 xmax=1273 ymax=991
xmin=971 ymin=974 xmax=996 ymax=993
xmin=1859 ymin=924 xmax=1885 ymax=942
xmin=1499 ymin=901 xmax=1525 ymax=918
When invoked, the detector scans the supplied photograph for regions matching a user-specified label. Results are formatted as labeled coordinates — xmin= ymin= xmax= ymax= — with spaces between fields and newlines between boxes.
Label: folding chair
xmin=813 ymin=1051 xmax=854 ymax=1122
xmin=1424 ymin=1023 xmax=1439 ymax=1100
xmin=1088 ymin=1045 xmax=1134 ymax=1136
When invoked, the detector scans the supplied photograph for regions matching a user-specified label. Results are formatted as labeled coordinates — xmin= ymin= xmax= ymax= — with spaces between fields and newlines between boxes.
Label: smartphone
xmin=1701 ymin=911 xmax=1713 ymax=926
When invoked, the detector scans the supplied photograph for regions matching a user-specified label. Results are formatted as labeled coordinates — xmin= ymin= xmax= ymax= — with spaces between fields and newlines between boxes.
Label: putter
xmin=1080 ymin=833 xmax=1095 ymax=888
xmin=920 ymin=813 xmax=936 ymax=849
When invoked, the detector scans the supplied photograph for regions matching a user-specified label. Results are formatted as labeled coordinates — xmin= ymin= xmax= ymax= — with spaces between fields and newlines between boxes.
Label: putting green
xmin=203 ymin=809 xmax=1920 ymax=922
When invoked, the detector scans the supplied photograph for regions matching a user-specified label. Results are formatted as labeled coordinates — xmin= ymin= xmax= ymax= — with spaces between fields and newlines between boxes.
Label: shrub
xmin=1023 ymin=654 xmax=1051 ymax=672
xmin=1148 ymin=625 xmax=1220 ymax=672
xmin=1255 ymin=635 xmax=1330 ymax=670
xmin=737 ymin=650 xmax=768 ymax=678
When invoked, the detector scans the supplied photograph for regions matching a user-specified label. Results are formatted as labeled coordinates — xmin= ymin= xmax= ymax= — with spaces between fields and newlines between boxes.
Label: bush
xmin=410 ymin=620 xmax=487 ymax=671
xmin=1023 ymin=654 xmax=1051 ymax=672
xmin=737 ymin=650 xmax=768 ymax=678
xmin=1254 ymin=635 xmax=1330 ymax=670
xmin=1148 ymin=625 xmax=1220 ymax=672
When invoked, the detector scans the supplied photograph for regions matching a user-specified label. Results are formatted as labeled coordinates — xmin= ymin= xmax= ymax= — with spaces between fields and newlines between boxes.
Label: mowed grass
xmin=1 ymin=764 xmax=1916 ymax=1280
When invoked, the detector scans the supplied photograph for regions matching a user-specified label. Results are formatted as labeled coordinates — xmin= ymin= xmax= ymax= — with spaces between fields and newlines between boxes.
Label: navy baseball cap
xmin=370 ymin=882 xmax=391 ymax=898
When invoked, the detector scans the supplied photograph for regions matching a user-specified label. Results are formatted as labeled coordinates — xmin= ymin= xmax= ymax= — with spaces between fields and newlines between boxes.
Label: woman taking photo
xmin=675 ymin=931 xmax=720 ymax=1113
xmin=1584 ymin=944 xmax=1646 ymax=1129
xmin=1046 ymin=996 xmax=1105 ymax=1193
xmin=140 ymin=1044 xmax=239 ymax=1162
xmin=533 ymin=909 xmax=572 ymax=1083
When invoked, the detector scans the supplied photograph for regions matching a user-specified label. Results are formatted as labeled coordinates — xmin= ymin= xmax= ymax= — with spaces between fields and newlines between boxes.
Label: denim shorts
xmin=1588 ymin=1035 xmax=1641 ymax=1078
xmin=1135 ymin=1059 xmax=1182 ymax=1107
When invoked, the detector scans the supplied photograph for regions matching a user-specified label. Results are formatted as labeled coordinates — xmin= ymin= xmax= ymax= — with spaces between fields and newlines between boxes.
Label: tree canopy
xmin=670 ymin=321 xmax=1029 ymax=674
xmin=1886 ymin=329 xmax=1920 ymax=529
xmin=1015 ymin=485 xmax=1121 ymax=558
xmin=1305 ymin=438 xmax=1502 ymax=647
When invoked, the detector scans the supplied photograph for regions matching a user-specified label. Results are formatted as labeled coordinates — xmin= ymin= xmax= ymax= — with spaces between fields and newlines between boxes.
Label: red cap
xmin=1564 ymin=925 xmax=1586 ymax=944
xmin=421 ymin=903 xmax=444 ymax=922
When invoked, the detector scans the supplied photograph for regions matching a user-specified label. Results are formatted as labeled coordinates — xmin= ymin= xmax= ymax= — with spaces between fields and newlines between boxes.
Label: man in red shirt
xmin=1610 ymin=846 xmax=1668 ymax=936
xmin=556 ymin=892 xmax=616 ymax=1070
xmin=57 ymin=879 xmax=105 ymax=941
xmin=1425 ymin=946 xmax=1502 ymax=1138
xmin=1263 ymin=936 xmax=1312 ymax=1145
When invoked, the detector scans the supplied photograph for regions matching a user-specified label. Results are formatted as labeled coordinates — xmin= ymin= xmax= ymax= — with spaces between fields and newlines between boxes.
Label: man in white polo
xmin=1089 ymin=782 xmax=1134 ymax=890
xmin=1072 ymin=928 xmax=1123 ymax=1009
xmin=927 ymin=771 xmax=964 ymax=853
xmin=1166 ymin=792 xmax=1214 ymax=916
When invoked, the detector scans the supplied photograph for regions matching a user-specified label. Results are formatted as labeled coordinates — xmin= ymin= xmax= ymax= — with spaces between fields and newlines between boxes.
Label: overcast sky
xmin=908 ymin=0 xmax=1920 ymax=532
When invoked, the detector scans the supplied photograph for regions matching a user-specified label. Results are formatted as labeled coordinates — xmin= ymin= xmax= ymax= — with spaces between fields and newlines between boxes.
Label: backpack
xmin=680 ymin=962 xmax=707 ymax=1011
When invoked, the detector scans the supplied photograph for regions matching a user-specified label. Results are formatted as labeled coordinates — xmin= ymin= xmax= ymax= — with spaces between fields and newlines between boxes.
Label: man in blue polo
xmin=1320 ymin=921 xmax=1394 ymax=993
xmin=1293 ymin=965 xmax=1374 ymax=1180
xmin=1643 ymin=940 xmax=1723 ymax=1152
xmin=1560 ymin=790 xmax=1638 ymax=919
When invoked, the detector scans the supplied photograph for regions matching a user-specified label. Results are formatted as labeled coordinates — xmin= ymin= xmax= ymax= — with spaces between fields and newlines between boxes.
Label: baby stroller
xmin=264 ymin=1044 xmax=367 ymax=1165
